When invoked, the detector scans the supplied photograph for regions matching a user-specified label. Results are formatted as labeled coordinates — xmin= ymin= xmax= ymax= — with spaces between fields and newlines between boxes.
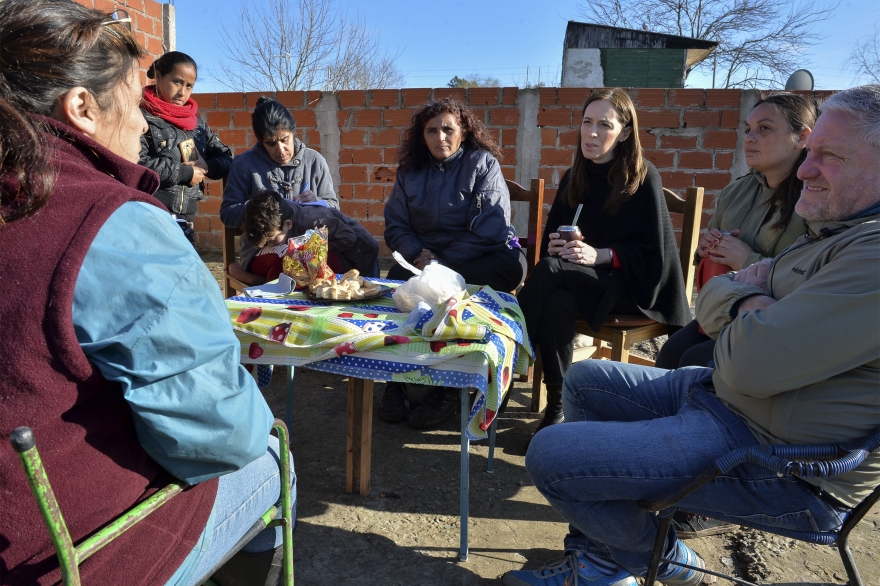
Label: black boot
xmin=379 ymin=381 xmax=408 ymax=423
xmin=407 ymin=386 xmax=459 ymax=429
xmin=210 ymin=545 xmax=284 ymax=586
xmin=534 ymin=383 xmax=564 ymax=434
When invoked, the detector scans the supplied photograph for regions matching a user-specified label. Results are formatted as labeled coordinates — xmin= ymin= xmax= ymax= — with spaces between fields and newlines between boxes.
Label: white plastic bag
xmin=391 ymin=251 xmax=466 ymax=312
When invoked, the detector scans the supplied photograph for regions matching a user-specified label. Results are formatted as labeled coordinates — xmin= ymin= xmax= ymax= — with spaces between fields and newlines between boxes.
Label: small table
xmin=226 ymin=279 xmax=533 ymax=560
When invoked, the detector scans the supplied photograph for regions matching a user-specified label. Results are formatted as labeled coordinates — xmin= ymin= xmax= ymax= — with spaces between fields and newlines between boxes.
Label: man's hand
xmin=733 ymin=257 xmax=772 ymax=295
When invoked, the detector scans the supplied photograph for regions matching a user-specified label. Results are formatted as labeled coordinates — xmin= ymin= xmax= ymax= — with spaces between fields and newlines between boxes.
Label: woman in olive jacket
xmin=655 ymin=92 xmax=817 ymax=369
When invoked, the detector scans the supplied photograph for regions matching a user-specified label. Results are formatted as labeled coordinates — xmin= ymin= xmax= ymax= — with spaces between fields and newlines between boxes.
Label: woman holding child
xmin=380 ymin=97 xmax=526 ymax=428
xmin=517 ymin=88 xmax=691 ymax=435
xmin=220 ymin=96 xmax=339 ymax=228
xmin=139 ymin=51 xmax=232 ymax=243
xmin=222 ymin=96 xmax=348 ymax=281
xmin=655 ymin=92 xmax=817 ymax=370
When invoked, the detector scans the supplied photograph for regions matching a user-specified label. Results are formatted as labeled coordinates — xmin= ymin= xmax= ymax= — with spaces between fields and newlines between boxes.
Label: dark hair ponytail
xmin=252 ymin=97 xmax=297 ymax=142
xmin=0 ymin=96 xmax=52 ymax=224
xmin=0 ymin=0 xmax=143 ymax=223
xmin=147 ymin=51 xmax=198 ymax=81
xmin=752 ymin=92 xmax=818 ymax=230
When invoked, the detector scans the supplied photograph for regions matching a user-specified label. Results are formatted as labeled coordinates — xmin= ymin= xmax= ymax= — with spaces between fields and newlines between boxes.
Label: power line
xmin=198 ymin=65 xmax=560 ymax=75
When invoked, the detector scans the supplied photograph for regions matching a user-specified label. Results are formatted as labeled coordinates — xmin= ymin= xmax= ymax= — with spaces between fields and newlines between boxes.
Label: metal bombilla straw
xmin=571 ymin=203 xmax=583 ymax=226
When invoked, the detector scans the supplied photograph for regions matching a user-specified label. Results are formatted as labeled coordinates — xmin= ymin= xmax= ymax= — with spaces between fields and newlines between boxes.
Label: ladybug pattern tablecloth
xmin=227 ymin=279 xmax=533 ymax=440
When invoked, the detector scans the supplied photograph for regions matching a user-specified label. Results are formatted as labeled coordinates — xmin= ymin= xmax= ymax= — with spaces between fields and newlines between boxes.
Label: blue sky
xmin=173 ymin=0 xmax=880 ymax=93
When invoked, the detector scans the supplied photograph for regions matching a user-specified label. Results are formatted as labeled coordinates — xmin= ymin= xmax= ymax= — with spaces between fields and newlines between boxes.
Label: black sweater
xmin=542 ymin=160 xmax=691 ymax=327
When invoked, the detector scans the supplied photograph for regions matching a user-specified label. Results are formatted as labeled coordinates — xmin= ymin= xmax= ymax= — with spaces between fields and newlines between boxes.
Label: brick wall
xmin=73 ymin=0 xmax=166 ymax=82
xmin=191 ymin=86 xmax=835 ymax=256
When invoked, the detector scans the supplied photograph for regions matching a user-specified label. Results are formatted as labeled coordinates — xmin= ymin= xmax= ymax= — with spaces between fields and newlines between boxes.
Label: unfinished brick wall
xmin=72 ymin=0 xmax=166 ymax=82
xmin=191 ymin=86 xmax=835 ymax=256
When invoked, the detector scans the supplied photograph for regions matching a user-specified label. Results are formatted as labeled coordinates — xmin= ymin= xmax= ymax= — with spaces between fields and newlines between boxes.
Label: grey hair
xmin=820 ymin=85 xmax=880 ymax=152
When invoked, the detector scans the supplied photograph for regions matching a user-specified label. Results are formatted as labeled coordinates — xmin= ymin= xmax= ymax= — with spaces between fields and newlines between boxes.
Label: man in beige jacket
xmin=503 ymin=85 xmax=880 ymax=586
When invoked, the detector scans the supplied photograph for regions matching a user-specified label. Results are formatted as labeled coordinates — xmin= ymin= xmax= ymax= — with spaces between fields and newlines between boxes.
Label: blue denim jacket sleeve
xmin=72 ymin=202 xmax=274 ymax=485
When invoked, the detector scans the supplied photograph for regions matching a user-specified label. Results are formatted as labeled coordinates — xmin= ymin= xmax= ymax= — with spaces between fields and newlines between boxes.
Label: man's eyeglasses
xmin=102 ymin=9 xmax=132 ymax=31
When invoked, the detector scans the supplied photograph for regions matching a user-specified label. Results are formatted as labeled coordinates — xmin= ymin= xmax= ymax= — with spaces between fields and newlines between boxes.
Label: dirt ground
xmin=202 ymin=252 xmax=879 ymax=585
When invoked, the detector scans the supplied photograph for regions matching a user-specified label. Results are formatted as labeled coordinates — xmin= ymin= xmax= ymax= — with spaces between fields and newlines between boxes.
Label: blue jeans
xmin=525 ymin=361 xmax=847 ymax=576
xmin=165 ymin=436 xmax=297 ymax=586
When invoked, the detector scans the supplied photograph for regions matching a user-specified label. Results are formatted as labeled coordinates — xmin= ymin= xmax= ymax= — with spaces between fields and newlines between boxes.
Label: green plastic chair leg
xmin=273 ymin=419 xmax=295 ymax=586
xmin=10 ymin=427 xmax=80 ymax=585
xmin=10 ymin=423 xmax=291 ymax=586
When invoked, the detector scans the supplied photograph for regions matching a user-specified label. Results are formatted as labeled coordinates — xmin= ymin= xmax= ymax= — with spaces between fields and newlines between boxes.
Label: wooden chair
xmin=505 ymin=179 xmax=545 ymax=384
xmin=505 ymin=178 xmax=545 ymax=280
xmin=530 ymin=186 xmax=704 ymax=411
xmin=220 ymin=177 xmax=262 ymax=299
xmin=223 ymin=223 xmax=252 ymax=298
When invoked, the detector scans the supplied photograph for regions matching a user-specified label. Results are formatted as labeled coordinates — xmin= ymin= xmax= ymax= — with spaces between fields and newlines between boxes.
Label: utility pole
xmin=712 ymin=51 xmax=717 ymax=89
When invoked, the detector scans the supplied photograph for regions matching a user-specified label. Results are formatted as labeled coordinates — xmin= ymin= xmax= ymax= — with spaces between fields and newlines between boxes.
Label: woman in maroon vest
xmin=0 ymin=2 xmax=292 ymax=585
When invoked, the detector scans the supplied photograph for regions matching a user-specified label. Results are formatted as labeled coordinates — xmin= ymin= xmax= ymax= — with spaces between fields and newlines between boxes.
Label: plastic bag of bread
xmin=390 ymin=251 xmax=466 ymax=311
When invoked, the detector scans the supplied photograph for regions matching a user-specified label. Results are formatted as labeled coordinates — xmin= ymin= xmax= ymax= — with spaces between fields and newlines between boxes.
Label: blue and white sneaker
xmin=502 ymin=551 xmax=637 ymax=586
xmin=659 ymin=540 xmax=709 ymax=586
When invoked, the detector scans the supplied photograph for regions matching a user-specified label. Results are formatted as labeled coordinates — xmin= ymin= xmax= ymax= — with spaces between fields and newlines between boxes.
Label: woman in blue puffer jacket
xmin=384 ymin=97 xmax=525 ymax=289
xmin=381 ymin=97 xmax=526 ymax=429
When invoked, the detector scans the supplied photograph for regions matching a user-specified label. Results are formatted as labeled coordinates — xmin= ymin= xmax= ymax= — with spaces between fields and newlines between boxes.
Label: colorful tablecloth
xmin=227 ymin=279 xmax=534 ymax=440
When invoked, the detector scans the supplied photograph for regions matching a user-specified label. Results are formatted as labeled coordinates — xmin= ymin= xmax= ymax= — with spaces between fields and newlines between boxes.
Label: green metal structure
xmin=9 ymin=419 xmax=294 ymax=586
xmin=601 ymin=49 xmax=689 ymax=88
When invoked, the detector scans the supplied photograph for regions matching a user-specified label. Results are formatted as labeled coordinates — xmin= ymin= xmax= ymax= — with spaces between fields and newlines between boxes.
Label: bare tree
xmin=578 ymin=0 xmax=837 ymax=89
xmin=846 ymin=24 xmax=880 ymax=84
xmin=218 ymin=0 xmax=403 ymax=92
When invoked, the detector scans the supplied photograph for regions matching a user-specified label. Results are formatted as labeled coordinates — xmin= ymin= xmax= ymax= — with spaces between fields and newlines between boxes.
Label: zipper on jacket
xmin=467 ymin=193 xmax=483 ymax=233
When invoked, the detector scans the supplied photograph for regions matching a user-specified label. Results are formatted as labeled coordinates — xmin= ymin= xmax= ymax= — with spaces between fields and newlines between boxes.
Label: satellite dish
xmin=785 ymin=69 xmax=814 ymax=91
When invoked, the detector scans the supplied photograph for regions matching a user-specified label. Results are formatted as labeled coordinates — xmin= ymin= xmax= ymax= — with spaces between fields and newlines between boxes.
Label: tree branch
xmin=217 ymin=0 xmax=403 ymax=92
xmin=578 ymin=0 xmax=837 ymax=88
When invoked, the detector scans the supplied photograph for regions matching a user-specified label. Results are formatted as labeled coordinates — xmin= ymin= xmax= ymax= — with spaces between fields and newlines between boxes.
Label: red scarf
xmin=141 ymin=85 xmax=199 ymax=131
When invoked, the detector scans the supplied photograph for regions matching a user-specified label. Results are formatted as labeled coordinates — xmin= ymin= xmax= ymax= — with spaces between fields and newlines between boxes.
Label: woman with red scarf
xmin=139 ymin=51 xmax=232 ymax=243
